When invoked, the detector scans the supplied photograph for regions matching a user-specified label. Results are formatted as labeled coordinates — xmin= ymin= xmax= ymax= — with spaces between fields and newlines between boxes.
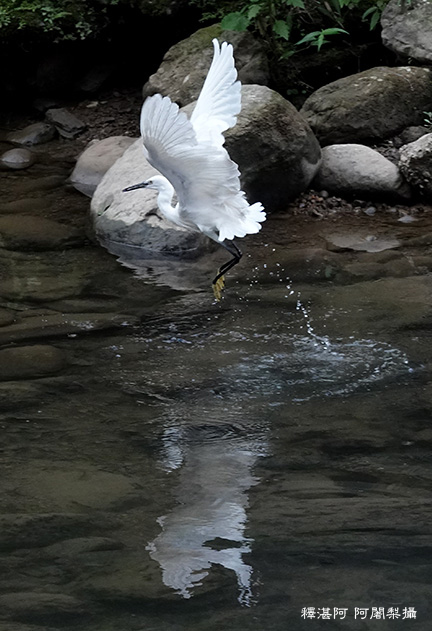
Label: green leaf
xmin=362 ymin=6 xmax=376 ymax=19
xmin=295 ymin=30 xmax=320 ymax=46
xmin=284 ymin=0 xmax=305 ymax=7
xmin=369 ymin=10 xmax=380 ymax=30
xmin=316 ymin=32 xmax=325 ymax=51
xmin=273 ymin=19 xmax=291 ymax=40
xmin=321 ymin=27 xmax=348 ymax=35
xmin=221 ymin=11 xmax=250 ymax=31
xmin=248 ymin=4 xmax=262 ymax=19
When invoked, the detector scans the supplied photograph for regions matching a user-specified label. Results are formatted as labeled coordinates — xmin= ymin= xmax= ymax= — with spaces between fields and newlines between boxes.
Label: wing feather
xmin=140 ymin=93 xmax=240 ymax=208
xmin=190 ymin=39 xmax=241 ymax=146
xmin=139 ymin=43 xmax=265 ymax=241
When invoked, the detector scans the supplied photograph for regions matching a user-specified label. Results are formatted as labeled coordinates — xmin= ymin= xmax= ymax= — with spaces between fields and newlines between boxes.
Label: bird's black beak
xmin=123 ymin=182 xmax=147 ymax=192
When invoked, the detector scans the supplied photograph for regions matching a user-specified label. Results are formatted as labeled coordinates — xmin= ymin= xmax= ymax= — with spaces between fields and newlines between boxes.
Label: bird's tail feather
xmin=218 ymin=201 xmax=266 ymax=242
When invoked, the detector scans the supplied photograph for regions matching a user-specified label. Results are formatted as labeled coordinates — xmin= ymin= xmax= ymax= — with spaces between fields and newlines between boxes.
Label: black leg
xmin=212 ymin=240 xmax=242 ymax=285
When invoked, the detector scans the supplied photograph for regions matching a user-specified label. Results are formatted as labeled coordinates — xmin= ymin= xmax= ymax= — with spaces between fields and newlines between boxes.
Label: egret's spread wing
xmin=140 ymin=92 xmax=239 ymax=207
xmin=140 ymin=78 xmax=265 ymax=242
xmin=190 ymin=39 xmax=241 ymax=147
xmin=140 ymin=93 xmax=197 ymax=193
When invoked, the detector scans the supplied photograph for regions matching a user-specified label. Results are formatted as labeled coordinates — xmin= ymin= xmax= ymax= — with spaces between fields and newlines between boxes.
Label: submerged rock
xmin=314 ymin=144 xmax=411 ymax=201
xmin=0 ymin=198 xmax=48 ymax=215
xmin=0 ymin=313 xmax=138 ymax=345
xmin=6 ymin=122 xmax=56 ymax=146
xmin=70 ymin=136 xmax=135 ymax=197
xmin=381 ymin=0 xmax=432 ymax=64
xmin=0 ymin=345 xmax=66 ymax=381
xmin=1 ymin=148 xmax=35 ymax=170
xmin=301 ymin=66 xmax=432 ymax=145
xmin=0 ymin=215 xmax=84 ymax=250
xmin=0 ymin=512 xmax=110 ymax=551
xmin=0 ymin=591 xmax=87 ymax=622
xmin=325 ymin=232 xmax=401 ymax=253
xmin=143 ymin=25 xmax=270 ymax=105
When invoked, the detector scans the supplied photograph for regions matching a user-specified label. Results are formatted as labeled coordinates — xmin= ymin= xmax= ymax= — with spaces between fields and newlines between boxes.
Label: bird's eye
xmin=148 ymin=180 xmax=152 ymax=185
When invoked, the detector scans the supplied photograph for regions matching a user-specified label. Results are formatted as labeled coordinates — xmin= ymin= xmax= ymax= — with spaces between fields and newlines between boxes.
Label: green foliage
xmin=207 ymin=0 xmax=391 ymax=57
xmin=296 ymin=27 xmax=348 ymax=51
xmin=0 ymin=0 xmax=122 ymax=42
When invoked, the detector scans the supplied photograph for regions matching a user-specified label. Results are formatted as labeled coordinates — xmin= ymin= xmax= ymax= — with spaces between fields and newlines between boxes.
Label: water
xmin=1 ymin=136 xmax=432 ymax=629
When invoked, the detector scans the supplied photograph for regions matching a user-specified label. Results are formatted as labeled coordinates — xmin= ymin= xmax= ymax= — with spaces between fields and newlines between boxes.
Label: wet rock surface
xmin=0 ymin=345 xmax=66 ymax=381
xmin=0 ymin=215 xmax=84 ymax=250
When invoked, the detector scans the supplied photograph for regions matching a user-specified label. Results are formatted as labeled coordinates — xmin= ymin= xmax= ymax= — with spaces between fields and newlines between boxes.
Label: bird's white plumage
xmin=139 ymin=38 xmax=265 ymax=243
xmin=190 ymin=39 xmax=241 ymax=146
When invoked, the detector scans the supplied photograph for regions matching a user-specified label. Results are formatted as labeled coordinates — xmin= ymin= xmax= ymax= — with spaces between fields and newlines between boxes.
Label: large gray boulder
xmin=399 ymin=133 xmax=432 ymax=198
xmin=143 ymin=25 xmax=270 ymax=106
xmin=314 ymin=144 xmax=411 ymax=201
xmin=301 ymin=67 xmax=432 ymax=145
xmin=225 ymin=84 xmax=321 ymax=209
xmin=91 ymin=84 xmax=321 ymax=254
xmin=381 ymin=0 xmax=432 ymax=64
xmin=70 ymin=136 xmax=135 ymax=197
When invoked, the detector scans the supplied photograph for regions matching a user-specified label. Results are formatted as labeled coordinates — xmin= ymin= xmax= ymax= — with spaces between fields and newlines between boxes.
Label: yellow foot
xmin=212 ymin=275 xmax=225 ymax=301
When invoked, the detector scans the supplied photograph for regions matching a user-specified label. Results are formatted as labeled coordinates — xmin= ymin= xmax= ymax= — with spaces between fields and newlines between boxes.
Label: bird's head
xmin=123 ymin=175 xmax=165 ymax=193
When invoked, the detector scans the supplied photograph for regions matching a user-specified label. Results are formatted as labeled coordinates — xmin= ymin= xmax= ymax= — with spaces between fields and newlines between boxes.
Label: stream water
xmin=1 ymin=134 xmax=432 ymax=630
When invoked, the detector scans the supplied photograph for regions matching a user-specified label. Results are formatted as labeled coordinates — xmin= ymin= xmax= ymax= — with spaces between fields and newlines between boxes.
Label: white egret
xmin=123 ymin=38 xmax=266 ymax=300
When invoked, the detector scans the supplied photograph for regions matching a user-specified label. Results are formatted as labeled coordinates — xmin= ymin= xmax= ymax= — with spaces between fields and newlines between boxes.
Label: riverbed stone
xmin=1 ymin=148 xmax=35 ymax=170
xmin=17 ymin=175 xmax=65 ymax=194
xmin=0 ymin=313 xmax=138 ymax=345
xmin=0 ymin=198 xmax=48 ymax=215
xmin=143 ymin=25 xmax=270 ymax=105
xmin=381 ymin=0 xmax=432 ymax=64
xmin=0 ymin=512 xmax=110 ymax=551
xmin=44 ymin=536 xmax=124 ymax=558
xmin=70 ymin=136 xmax=135 ymax=197
xmin=0 ymin=381 xmax=45 ymax=409
xmin=0 ymin=592 xmax=87 ymax=622
xmin=325 ymin=232 xmax=401 ymax=253
xmin=300 ymin=66 xmax=432 ymax=145
xmin=45 ymin=108 xmax=87 ymax=139
xmin=399 ymin=132 xmax=432 ymax=198
xmin=0 ymin=345 xmax=66 ymax=381
xmin=0 ymin=215 xmax=84 ymax=250
xmin=6 ymin=122 xmax=56 ymax=146
xmin=0 ymin=308 xmax=15 ymax=327
xmin=314 ymin=144 xmax=411 ymax=201
xmin=17 ymin=464 xmax=138 ymax=511
xmin=327 ymin=275 xmax=432 ymax=331
xmin=394 ymin=125 xmax=428 ymax=148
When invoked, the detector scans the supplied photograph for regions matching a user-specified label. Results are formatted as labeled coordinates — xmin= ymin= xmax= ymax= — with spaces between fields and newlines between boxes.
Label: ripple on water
xmin=224 ymin=333 xmax=414 ymax=403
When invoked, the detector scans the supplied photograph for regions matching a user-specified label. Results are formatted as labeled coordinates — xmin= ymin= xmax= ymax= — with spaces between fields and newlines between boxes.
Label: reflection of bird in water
xmin=123 ymin=39 xmax=266 ymax=300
